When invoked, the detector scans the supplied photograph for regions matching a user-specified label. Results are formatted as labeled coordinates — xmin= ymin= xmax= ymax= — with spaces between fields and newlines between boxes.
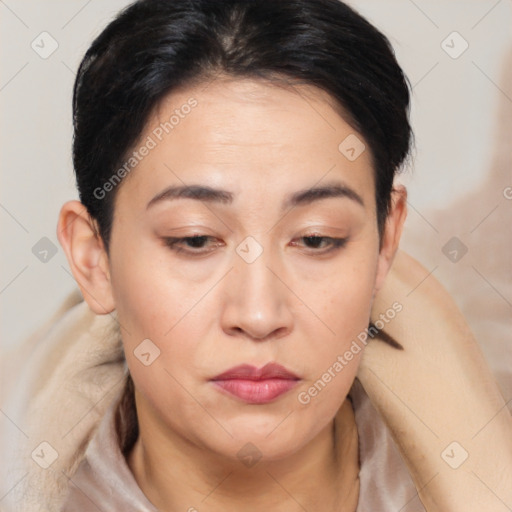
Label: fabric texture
xmin=0 ymin=292 xmax=425 ymax=512
xmin=60 ymin=376 xmax=426 ymax=512
xmin=0 ymin=293 xmax=126 ymax=511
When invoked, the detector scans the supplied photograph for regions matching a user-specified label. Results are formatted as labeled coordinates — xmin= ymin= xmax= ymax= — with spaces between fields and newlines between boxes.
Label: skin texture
xmin=58 ymin=77 xmax=407 ymax=511
xmin=360 ymin=250 xmax=512 ymax=511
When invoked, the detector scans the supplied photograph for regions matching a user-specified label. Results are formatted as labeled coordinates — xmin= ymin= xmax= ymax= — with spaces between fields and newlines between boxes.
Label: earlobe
xmin=56 ymin=200 xmax=115 ymax=314
xmin=374 ymin=184 xmax=408 ymax=293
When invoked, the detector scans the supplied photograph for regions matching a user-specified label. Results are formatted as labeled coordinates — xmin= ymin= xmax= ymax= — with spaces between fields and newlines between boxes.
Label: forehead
xmin=115 ymin=77 xmax=375 ymax=211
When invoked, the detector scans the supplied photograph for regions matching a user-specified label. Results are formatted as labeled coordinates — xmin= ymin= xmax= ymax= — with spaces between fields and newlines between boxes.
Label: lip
xmin=210 ymin=363 xmax=300 ymax=404
xmin=212 ymin=363 xmax=299 ymax=381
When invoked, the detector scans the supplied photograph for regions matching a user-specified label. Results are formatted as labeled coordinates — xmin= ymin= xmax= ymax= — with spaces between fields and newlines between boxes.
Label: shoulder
xmin=0 ymin=291 xmax=126 ymax=512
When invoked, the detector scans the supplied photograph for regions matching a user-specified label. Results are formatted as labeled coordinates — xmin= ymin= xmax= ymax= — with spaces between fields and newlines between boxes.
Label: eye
xmin=163 ymin=233 xmax=347 ymax=257
xmin=290 ymin=234 xmax=348 ymax=254
xmin=163 ymin=235 xmax=222 ymax=255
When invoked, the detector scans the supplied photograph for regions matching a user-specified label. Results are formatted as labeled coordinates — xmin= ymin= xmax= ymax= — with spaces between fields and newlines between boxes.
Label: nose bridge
xmin=238 ymin=245 xmax=279 ymax=303
xmin=221 ymin=236 xmax=293 ymax=340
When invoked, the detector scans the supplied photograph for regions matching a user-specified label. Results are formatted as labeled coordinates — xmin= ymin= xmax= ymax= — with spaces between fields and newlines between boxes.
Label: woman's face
xmin=108 ymin=77 xmax=386 ymax=461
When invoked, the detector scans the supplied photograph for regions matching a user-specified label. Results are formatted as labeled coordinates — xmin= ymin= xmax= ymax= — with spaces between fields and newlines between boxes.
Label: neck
xmin=127 ymin=394 xmax=360 ymax=512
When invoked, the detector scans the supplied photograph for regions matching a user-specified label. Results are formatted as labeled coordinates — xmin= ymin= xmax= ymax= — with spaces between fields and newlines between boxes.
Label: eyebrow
xmin=146 ymin=180 xmax=364 ymax=211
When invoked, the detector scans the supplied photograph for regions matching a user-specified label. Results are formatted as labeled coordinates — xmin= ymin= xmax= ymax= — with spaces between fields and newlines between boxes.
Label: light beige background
xmin=1 ymin=0 xmax=511 ymax=399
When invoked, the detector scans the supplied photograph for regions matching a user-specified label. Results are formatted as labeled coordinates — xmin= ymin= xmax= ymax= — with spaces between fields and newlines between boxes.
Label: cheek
xmin=298 ymin=246 xmax=378 ymax=346
xmin=111 ymin=261 xmax=210 ymax=437
xmin=283 ymin=247 xmax=379 ymax=417
xmin=325 ymin=265 xmax=376 ymax=343
xmin=109 ymin=236 xmax=210 ymax=337
xmin=108 ymin=239 xmax=216 ymax=396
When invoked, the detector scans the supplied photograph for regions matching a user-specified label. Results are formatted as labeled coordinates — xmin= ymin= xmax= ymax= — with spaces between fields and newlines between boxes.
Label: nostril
xmin=228 ymin=325 xmax=291 ymax=342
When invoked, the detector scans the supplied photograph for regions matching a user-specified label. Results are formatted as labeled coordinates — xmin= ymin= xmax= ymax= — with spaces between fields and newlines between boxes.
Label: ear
xmin=57 ymin=200 xmax=115 ymax=314
xmin=374 ymin=184 xmax=407 ymax=294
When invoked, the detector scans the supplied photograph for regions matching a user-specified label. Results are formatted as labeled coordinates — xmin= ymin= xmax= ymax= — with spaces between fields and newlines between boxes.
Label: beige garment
xmin=60 ymin=376 xmax=426 ymax=512
xmin=0 ymin=293 xmax=126 ymax=512
xmin=0 ymin=292 xmax=424 ymax=511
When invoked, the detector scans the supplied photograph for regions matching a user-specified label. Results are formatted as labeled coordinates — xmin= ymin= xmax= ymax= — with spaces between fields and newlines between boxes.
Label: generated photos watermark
xmin=93 ymin=97 xmax=198 ymax=200
xmin=297 ymin=301 xmax=403 ymax=405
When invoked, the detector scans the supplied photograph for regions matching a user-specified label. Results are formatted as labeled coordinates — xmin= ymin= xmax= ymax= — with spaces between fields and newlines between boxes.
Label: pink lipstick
xmin=210 ymin=363 xmax=300 ymax=404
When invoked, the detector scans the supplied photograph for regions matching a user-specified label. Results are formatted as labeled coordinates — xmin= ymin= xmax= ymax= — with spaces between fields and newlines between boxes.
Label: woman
xmin=1 ymin=0 xmax=510 ymax=511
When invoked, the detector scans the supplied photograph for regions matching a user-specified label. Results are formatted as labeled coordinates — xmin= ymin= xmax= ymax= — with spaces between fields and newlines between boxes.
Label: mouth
xmin=210 ymin=363 xmax=300 ymax=404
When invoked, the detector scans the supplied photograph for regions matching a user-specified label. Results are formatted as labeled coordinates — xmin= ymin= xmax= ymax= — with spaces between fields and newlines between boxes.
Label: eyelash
xmin=163 ymin=234 xmax=348 ymax=256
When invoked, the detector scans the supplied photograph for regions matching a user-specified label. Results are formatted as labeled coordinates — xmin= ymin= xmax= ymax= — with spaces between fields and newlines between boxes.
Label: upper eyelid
xmin=164 ymin=234 xmax=347 ymax=252
xmin=165 ymin=234 xmax=340 ymax=241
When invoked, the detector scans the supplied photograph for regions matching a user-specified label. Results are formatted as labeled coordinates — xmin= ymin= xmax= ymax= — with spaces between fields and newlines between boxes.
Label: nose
xmin=220 ymin=245 xmax=294 ymax=342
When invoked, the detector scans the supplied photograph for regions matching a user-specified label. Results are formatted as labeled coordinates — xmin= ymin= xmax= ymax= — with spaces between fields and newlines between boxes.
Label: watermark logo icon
xmin=338 ymin=134 xmax=366 ymax=161
xmin=237 ymin=442 xmax=262 ymax=468
xmin=442 ymin=236 xmax=468 ymax=263
xmin=31 ymin=32 xmax=59 ymax=59
xmin=441 ymin=31 xmax=469 ymax=59
xmin=32 ymin=237 xmax=58 ymax=263
xmin=236 ymin=236 xmax=263 ymax=264
xmin=31 ymin=441 xmax=58 ymax=469
xmin=441 ymin=441 xmax=468 ymax=469
xmin=134 ymin=338 xmax=161 ymax=366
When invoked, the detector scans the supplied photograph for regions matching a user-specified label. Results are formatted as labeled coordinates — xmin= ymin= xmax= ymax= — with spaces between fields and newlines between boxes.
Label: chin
xmin=206 ymin=416 xmax=316 ymax=463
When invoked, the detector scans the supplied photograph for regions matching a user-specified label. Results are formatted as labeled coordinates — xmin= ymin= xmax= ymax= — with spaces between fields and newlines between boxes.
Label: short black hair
xmin=72 ymin=0 xmax=413 ymax=251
